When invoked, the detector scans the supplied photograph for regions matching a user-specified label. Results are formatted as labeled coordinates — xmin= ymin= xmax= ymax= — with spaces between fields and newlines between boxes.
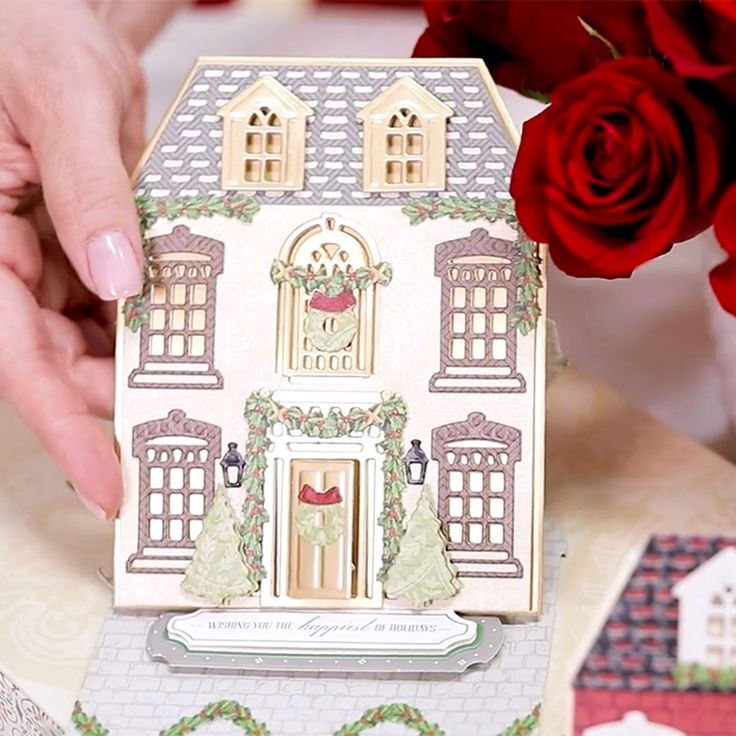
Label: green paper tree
xmin=181 ymin=486 xmax=257 ymax=605
xmin=384 ymin=488 xmax=461 ymax=608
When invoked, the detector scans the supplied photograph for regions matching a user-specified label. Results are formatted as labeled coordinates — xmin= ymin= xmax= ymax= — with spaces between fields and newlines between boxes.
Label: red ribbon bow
xmin=298 ymin=484 xmax=343 ymax=505
xmin=309 ymin=290 xmax=357 ymax=313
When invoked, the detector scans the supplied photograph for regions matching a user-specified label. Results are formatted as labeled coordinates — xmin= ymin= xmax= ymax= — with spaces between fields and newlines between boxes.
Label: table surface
xmin=2 ymin=366 xmax=736 ymax=733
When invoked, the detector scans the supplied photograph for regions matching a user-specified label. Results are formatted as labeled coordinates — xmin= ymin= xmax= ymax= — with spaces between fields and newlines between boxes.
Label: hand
xmin=0 ymin=0 xmax=180 ymax=518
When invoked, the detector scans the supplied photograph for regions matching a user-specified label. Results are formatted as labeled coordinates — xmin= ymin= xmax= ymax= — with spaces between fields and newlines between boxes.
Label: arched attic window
xmin=219 ymin=75 xmax=312 ymax=191
xmin=358 ymin=76 xmax=451 ymax=193
xmin=243 ymin=105 xmax=285 ymax=184
xmin=385 ymin=106 xmax=424 ymax=185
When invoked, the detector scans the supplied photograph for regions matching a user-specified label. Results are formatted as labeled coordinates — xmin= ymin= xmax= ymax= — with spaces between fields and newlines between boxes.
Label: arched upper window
xmin=271 ymin=214 xmax=391 ymax=379
xmin=358 ymin=77 xmax=451 ymax=193
xmin=219 ymin=76 xmax=312 ymax=191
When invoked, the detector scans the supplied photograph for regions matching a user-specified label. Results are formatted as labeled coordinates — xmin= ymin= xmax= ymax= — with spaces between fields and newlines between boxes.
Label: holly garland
xmin=72 ymin=701 xmax=542 ymax=736
xmin=135 ymin=194 xmax=260 ymax=233
xmin=373 ymin=393 xmax=409 ymax=581
xmin=241 ymin=392 xmax=273 ymax=586
xmin=673 ymin=663 xmax=736 ymax=691
xmin=122 ymin=194 xmax=260 ymax=331
xmin=497 ymin=704 xmax=541 ymax=736
xmin=242 ymin=390 xmax=408 ymax=586
xmin=160 ymin=701 xmax=270 ymax=736
xmin=71 ymin=701 xmax=109 ymax=735
xmin=401 ymin=196 xmax=542 ymax=335
xmin=333 ymin=703 xmax=445 ymax=736
xmin=270 ymin=259 xmax=393 ymax=296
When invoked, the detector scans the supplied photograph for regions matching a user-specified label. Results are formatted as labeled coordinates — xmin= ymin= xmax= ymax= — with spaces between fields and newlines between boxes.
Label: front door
xmin=288 ymin=459 xmax=361 ymax=600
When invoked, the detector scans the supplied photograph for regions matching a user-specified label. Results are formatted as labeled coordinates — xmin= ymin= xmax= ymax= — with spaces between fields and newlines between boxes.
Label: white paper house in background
xmin=582 ymin=712 xmax=685 ymax=736
xmin=672 ymin=547 xmax=736 ymax=669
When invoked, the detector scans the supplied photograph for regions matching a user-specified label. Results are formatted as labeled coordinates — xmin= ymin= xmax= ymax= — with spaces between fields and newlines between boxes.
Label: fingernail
xmin=86 ymin=230 xmax=142 ymax=300
xmin=79 ymin=494 xmax=110 ymax=521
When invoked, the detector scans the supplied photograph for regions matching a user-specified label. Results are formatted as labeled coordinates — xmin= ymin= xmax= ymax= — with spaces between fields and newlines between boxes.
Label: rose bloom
xmin=413 ymin=0 xmax=650 ymax=94
xmin=509 ymin=59 xmax=726 ymax=278
xmin=645 ymin=0 xmax=736 ymax=104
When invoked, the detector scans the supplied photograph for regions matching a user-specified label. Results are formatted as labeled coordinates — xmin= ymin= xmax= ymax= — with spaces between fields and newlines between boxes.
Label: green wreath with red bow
xmin=295 ymin=483 xmax=345 ymax=546
xmin=304 ymin=290 xmax=357 ymax=352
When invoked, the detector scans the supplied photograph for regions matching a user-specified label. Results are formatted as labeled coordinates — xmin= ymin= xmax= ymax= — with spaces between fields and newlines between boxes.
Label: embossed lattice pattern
xmin=136 ymin=62 xmax=515 ymax=204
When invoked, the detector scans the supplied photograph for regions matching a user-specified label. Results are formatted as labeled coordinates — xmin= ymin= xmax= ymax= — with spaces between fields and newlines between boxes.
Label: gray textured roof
xmin=135 ymin=60 xmax=516 ymax=205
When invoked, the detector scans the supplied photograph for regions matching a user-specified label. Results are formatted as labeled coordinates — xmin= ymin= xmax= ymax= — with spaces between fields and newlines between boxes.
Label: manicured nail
xmin=79 ymin=494 xmax=110 ymax=521
xmin=86 ymin=230 xmax=142 ymax=300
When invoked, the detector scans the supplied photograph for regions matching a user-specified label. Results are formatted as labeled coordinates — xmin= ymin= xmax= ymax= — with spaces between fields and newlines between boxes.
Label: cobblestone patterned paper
xmin=73 ymin=526 xmax=563 ymax=735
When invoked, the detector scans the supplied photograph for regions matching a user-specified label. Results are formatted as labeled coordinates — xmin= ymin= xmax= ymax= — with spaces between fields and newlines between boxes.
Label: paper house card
xmin=114 ymin=58 xmax=546 ymax=614
xmin=575 ymin=536 xmax=736 ymax=736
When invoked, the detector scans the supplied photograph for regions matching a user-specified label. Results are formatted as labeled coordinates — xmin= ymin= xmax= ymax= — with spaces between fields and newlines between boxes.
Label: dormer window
xmin=243 ymin=106 xmax=284 ymax=184
xmin=219 ymin=76 xmax=312 ymax=191
xmin=358 ymin=77 xmax=451 ymax=193
xmin=385 ymin=107 xmax=424 ymax=185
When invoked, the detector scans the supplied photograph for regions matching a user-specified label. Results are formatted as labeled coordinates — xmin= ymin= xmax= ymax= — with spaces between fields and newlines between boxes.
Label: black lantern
xmin=404 ymin=439 xmax=429 ymax=485
xmin=220 ymin=442 xmax=246 ymax=488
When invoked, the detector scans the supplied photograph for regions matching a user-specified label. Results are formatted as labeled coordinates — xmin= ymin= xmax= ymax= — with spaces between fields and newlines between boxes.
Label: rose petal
xmin=710 ymin=256 xmax=736 ymax=316
xmin=715 ymin=185 xmax=736 ymax=257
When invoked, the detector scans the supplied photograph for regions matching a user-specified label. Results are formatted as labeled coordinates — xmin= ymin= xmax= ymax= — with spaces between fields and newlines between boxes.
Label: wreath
xmin=304 ymin=290 xmax=357 ymax=352
xmin=295 ymin=484 xmax=345 ymax=546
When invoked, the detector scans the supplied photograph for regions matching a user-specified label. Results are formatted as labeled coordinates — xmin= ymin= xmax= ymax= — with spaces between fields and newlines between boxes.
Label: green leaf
xmin=523 ymin=88 xmax=552 ymax=104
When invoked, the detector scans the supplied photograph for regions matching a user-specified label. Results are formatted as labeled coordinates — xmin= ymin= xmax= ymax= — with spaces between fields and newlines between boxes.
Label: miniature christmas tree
xmin=181 ymin=486 xmax=256 ymax=605
xmin=384 ymin=487 xmax=461 ymax=608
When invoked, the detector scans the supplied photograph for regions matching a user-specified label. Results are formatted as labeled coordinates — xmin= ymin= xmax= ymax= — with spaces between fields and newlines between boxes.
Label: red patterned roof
xmin=575 ymin=535 xmax=736 ymax=691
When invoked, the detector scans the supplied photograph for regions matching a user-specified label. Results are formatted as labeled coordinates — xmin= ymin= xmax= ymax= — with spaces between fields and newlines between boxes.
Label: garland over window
xmin=270 ymin=259 xmax=393 ymax=296
xmin=401 ymin=196 xmax=542 ymax=335
xmin=123 ymin=195 xmax=260 ymax=331
xmin=242 ymin=390 xmax=408 ymax=587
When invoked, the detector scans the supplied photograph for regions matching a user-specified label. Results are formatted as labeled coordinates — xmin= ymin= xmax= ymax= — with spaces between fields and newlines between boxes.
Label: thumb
xmin=10 ymin=46 xmax=144 ymax=301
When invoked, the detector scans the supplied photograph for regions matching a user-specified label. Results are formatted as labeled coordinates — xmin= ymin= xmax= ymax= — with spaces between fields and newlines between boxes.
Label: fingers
xmin=119 ymin=67 xmax=147 ymax=173
xmin=40 ymin=309 xmax=115 ymax=413
xmin=0 ymin=267 xmax=121 ymax=517
xmin=3 ymin=8 xmax=143 ymax=302
xmin=90 ymin=0 xmax=187 ymax=52
xmin=0 ymin=213 xmax=42 ymax=290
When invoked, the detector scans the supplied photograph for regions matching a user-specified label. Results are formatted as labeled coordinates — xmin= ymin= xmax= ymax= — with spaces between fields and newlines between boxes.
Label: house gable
xmin=575 ymin=536 xmax=736 ymax=693
xmin=673 ymin=547 xmax=736 ymax=598
xmin=673 ymin=547 xmax=736 ymax=668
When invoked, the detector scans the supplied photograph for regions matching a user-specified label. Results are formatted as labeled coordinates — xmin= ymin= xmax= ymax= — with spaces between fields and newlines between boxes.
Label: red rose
xmin=413 ymin=0 xmax=650 ymax=94
xmin=711 ymin=185 xmax=736 ymax=315
xmin=645 ymin=0 xmax=736 ymax=104
xmin=510 ymin=59 xmax=726 ymax=278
